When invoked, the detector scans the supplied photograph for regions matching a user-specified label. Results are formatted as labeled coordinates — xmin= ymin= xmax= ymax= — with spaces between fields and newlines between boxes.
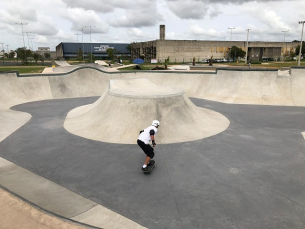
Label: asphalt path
xmin=1 ymin=97 xmax=305 ymax=229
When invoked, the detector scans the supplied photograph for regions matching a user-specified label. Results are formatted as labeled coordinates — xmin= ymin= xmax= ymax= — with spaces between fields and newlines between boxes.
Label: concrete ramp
xmin=64 ymin=78 xmax=230 ymax=144
xmin=55 ymin=60 xmax=71 ymax=66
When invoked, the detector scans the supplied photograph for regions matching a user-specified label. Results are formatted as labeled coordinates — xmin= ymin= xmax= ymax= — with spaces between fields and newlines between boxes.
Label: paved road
xmin=1 ymin=97 xmax=305 ymax=229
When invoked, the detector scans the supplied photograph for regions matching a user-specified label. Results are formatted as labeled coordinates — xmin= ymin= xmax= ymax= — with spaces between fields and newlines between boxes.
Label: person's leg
xmin=144 ymin=156 xmax=150 ymax=165
xmin=138 ymin=140 xmax=152 ymax=169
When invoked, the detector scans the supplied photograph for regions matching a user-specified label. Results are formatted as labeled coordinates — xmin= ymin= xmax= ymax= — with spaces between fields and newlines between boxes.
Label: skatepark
xmin=1 ymin=63 xmax=305 ymax=228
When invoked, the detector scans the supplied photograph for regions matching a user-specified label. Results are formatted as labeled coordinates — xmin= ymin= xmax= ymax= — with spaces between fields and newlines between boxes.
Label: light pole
xmin=298 ymin=21 xmax=305 ymax=66
xmin=15 ymin=23 xmax=28 ymax=49
xmin=6 ymin=45 xmax=9 ymax=58
xmin=0 ymin=43 xmax=4 ymax=65
xmin=85 ymin=25 xmax=95 ymax=62
xmin=282 ymin=30 xmax=289 ymax=61
xmin=282 ymin=30 xmax=289 ymax=42
xmin=245 ymin=29 xmax=250 ymax=64
xmin=74 ymin=33 xmax=81 ymax=58
xmin=228 ymin=27 xmax=235 ymax=61
xmin=29 ymin=38 xmax=34 ymax=50
xmin=24 ymin=32 xmax=32 ymax=49
xmin=228 ymin=27 xmax=235 ymax=41
xmin=81 ymin=28 xmax=85 ymax=61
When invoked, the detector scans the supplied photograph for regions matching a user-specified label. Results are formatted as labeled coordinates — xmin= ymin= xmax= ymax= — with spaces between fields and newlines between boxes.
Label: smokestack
xmin=160 ymin=25 xmax=165 ymax=40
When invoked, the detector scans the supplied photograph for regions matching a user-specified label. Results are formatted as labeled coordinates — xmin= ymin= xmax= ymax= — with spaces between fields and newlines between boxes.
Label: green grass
xmin=0 ymin=66 xmax=45 ymax=74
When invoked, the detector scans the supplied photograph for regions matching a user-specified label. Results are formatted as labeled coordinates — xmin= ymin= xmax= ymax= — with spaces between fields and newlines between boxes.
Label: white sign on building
xmin=93 ymin=45 xmax=114 ymax=52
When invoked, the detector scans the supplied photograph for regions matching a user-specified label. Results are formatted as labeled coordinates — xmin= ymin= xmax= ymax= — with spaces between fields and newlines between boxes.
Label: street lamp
xmin=298 ymin=21 xmax=305 ymax=66
xmin=6 ymin=45 xmax=9 ymax=58
xmin=0 ymin=43 xmax=4 ymax=65
xmin=228 ymin=27 xmax=236 ymax=41
xmin=15 ymin=23 xmax=28 ymax=49
xmin=282 ymin=30 xmax=289 ymax=61
xmin=282 ymin=30 xmax=289 ymax=42
xmin=74 ymin=33 xmax=81 ymax=58
xmin=245 ymin=29 xmax=250 ymax=64
xmin=81 ymin=28 xmax=85 ymax=61
xmin=228 ymin=27 xmax=235 ymax=61
xmin=29 ymin=38 xmax=34 ymax=50
xmin=85 ymin=25 xmax=96 ymax=62
xmin=23 ymin=32 xmax=32 ymax=49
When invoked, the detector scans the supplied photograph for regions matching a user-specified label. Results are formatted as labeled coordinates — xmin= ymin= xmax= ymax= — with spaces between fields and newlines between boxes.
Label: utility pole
xmin=85 ymin=25 xmax=96 ymax=62
xmin=0 ymin=43 xmax=4 ymax=65
xmin=298 ymin=21 xmax=305 ymax=66
xmin=6 ymin=45 xmax=9 ymax=59
xmin=228 ymin=27 xmax=235 ymax=41
xmin=81 ymin=28 xmax=84 ymax=61
xmin=29 ymin=38 xmax=34 ymax=50
xmin=228 ymin=27 xmax=235 ymax=61
xmin=282 ymin=30 xmax=289 ymax=61
xmin=245 ymin=29 xmax=250 ymax=65
xmin=15 ymin=23 xmax=28 ymax=49
xmin=24 ymin=32 xmax=32 ymax=49
xmin=74 ymin=33 xmax=81 ymax=58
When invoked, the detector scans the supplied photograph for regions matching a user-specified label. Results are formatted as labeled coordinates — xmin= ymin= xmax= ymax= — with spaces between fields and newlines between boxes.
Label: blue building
xmin=56 ymin=42 xmax=130 ymax=59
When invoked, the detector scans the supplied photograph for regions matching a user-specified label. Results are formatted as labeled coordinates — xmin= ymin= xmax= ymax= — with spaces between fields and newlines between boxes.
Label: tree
xmin=16 ymin=48 xmax=32 ymax=65
xmin=77 ymin=48 xmax=83 ymax=62
xmin=33 ymin=53 xmax=39 ymax=64
xmin=164 ymin=57 xmax=170 ymax=70
xmin=228 ymin=46 xmax=246 ymax=60
xmin=106 ymin=48 xmax=117 ymax=61
xmin=126 ymin=44 xmax=132 ymax=62
xmin=126 ymin=44 xmax=131 ymax=55
xmin=295 ymin=42 xmax=305 ymax=57
xmin=86 ymin=53 xmax=95 ymax=62
xmin=39 ymin=54 xmax=44 ymax=63
xmin=44 ymin=52 xmax=50 ymax=59
xmin=8 ymin=52 xmax=15 ymax=59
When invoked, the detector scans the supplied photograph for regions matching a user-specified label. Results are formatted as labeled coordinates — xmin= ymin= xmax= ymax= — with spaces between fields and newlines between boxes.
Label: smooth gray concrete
xmin=1 ymin=97 xmax=305 ymax=229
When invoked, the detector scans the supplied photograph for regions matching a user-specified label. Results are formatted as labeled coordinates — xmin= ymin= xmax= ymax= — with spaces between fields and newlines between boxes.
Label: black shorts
xmin=137 ymin=139 xmax=155 ymax=158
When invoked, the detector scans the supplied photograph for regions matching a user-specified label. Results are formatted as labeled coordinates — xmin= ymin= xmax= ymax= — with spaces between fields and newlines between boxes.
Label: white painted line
xmin=302 ymin=132 xmax=305 ymax=140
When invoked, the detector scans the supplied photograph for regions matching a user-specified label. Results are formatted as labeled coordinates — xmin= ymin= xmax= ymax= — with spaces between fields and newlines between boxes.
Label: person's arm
xmin=150 ymin=129 xmax=156 ymax=147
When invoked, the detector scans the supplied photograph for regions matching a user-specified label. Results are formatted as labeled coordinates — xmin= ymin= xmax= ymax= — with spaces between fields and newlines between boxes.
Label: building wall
xmin=131 ymin=40 xmax=299 ymax=63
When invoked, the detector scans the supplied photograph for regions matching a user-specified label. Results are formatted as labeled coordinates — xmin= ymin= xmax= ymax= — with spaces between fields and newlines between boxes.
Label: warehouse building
xmin=56 ymin=42 xmax=130 ymax=59
xmin=131 ymin=25 xmax=299 ymax=63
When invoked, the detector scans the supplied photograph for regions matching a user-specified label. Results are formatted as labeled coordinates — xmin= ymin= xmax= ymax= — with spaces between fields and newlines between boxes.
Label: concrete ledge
xmin=0 ymin=157 xmax=147 ymax=229
xmin=0 ymin=186 xmax=98 ymax=229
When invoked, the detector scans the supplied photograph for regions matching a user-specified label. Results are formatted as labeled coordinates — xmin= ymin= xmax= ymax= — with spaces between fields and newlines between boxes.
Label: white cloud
xmin=62 ymin=0 xmax=152 ymax=13
xmin=110 ymin=8 xmax=164 ymax=27
xmin=60 ymin=8 xmax=109 ymax=33
xmin=166 ymin=0 xmax=209 ymax=19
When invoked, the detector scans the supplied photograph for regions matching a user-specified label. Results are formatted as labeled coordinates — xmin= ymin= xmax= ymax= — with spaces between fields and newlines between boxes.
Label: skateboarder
xmin=137 ymin=120 xmax=160 ymax=171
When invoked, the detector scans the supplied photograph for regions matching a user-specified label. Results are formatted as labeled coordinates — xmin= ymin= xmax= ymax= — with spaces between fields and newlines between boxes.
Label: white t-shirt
xmin=138 ymin=126 xmax=158 ymax=144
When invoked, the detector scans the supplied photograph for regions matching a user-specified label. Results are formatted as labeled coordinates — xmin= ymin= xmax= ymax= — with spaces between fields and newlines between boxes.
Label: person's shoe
xmin=142 ymin=166 xmax=149 ymax=172
xmin=147 ymin=160 xmax=155 ymax=166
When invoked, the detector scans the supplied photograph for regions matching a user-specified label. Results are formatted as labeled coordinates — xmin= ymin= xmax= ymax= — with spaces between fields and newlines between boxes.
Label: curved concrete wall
xmin=1 ymin=67 xmax=305 ymax=108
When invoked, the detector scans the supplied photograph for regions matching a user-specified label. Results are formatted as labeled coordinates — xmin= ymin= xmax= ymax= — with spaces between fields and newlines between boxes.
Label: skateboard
xmin=143 ymin=160 xmax=155 ymax=174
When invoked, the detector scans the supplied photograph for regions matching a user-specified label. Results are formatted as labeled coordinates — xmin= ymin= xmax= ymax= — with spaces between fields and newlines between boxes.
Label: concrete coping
xmin=108 ymin=78 xmax=184 ymax=98
xmin=216 ymin=67 xmax=279 ymax=71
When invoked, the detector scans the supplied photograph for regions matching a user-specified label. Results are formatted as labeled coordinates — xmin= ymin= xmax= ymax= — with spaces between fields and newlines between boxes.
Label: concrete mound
xmin=64 ymin=79 xmax=230 ymax=144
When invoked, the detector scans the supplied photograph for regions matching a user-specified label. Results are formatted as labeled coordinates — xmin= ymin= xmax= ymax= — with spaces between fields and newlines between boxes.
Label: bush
xmin=250 ymin=61 xmax=261 ymax=64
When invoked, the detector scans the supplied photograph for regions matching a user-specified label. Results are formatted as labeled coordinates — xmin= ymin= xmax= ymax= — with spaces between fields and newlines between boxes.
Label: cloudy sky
xmin=1 ymin=0 xmax=305 ymax=51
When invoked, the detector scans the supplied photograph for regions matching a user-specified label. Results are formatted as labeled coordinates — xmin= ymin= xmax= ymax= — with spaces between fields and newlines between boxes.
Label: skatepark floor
xmin=1 ymin=96 xmax=305 ymax=229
